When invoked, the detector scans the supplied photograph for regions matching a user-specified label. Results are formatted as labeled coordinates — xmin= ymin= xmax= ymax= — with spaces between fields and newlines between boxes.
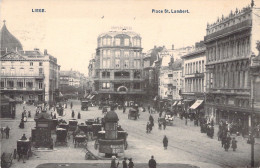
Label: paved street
xmin=1 ymin=99 xmax=260 ymax=168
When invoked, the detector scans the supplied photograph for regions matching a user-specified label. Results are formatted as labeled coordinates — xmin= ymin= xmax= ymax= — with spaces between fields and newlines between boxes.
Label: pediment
xmin=1 ymin=52 xmax=26 ymax=60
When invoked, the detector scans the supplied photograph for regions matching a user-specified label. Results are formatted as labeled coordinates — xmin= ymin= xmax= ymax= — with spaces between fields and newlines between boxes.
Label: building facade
xmin=182 ymin=43 xmax=206 ymax=114
xmin=93 ymin=30 xmax=145 ymax=103
xmin=0 ymin=22 xmax=60 ymax=104
xmin=171 ymin=59 xmax=183 ymax=101
xmin=204 ymin=3 xmax=260 ymax=128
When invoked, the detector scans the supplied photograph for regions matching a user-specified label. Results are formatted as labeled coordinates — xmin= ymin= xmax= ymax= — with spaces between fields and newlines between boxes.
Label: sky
xmin=0 ymin=0 xmax=257 ymax=75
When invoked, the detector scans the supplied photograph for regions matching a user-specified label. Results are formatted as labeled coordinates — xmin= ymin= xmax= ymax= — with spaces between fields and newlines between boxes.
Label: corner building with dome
xmin=93 ymin=30 xmax=145 ymax=104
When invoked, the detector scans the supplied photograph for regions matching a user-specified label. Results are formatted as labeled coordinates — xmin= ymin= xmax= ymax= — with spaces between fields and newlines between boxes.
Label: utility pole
xmin=250 ymin=72 xmax=255 ymax=168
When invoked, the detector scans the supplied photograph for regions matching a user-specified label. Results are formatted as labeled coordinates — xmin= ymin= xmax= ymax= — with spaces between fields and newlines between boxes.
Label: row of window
xmin=101 ymin=71 xmax=141 ymax=78
xmin=185 ymin=78 xmax=204 ymax=93
xmin=208 ymin=70 xmax=249 ymax=89
xmin=0 ymin=81 xmax=43 ymax=89
xmin=101 ymin=82 xmax=141 ymax=89
xmin=2 ymin=62 xmax=43 ymax=66
xmin=1 ymin=68 xmax=43 ymax=75
xmin=102 ymin=59 xmax=141 ymax=68
xmin=208 ymin=37 xmax=250 ymax=62
xmin=185 ymin=60 xmax=205 ymax=75
xmin=99 ymin=38 xmax=141 ymax=47
xmin=102 ymin=50 xmax=141 ymax=58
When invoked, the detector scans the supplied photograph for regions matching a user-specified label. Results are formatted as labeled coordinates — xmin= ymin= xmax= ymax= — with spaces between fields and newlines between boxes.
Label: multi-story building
xmin=93 ymin=29 xmax=145 ymax=103
xmin=88 ymin=55 xmax=96 ymax=93
xmin=204 ymin=3 xmax=260 ymax=127
xmin=158 ymin=55 xmax=173 ymax=100
xmin=0 ymin=21 xmax=60 ymax=103
xmin=182 ymin=42 xmax=206 ymax=114
xmin=171 ymin=59 xmax=183 ymax=101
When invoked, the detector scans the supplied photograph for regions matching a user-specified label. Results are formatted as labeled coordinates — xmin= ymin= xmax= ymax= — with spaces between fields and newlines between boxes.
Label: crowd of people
xmin=110 ymin=155 xmax=157 ymax=168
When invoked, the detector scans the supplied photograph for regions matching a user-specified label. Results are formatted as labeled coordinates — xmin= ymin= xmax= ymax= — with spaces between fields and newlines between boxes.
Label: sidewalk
xmin=173 ymin=116 xmax=260 ymax=145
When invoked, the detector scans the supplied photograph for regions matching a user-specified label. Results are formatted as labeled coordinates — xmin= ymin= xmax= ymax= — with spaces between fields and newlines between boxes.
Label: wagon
xmin=17 ymin=139 xmax=32 ymax=161
xmin=128 ymin=108 xmax=139 ymax=120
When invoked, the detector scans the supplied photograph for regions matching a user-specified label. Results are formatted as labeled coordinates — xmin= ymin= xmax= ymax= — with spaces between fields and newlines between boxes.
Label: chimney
xmin=44 ymin=49 xmax=48 ymax=55
xmin=172 ymin=44 xmax=174 ymax=50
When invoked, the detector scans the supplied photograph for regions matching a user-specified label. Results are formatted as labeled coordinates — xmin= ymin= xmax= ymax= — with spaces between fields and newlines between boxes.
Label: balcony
xmin=1 ymin=87 xmax=43 ymax=91
xmin=207 ymin=88 xmax=250 ymax=95
xmin=185 ymin=72 xmax=204 ymax=78
xmin=1 ymin=73 xmax=45 ymax=78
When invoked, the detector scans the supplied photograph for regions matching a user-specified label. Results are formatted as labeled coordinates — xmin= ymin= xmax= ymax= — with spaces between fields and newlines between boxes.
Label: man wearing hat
xmin=128 ymin=158 xmax=134 ymax=168
xmin=122 ymin=157 xmax=127 ymax=168
xmin=148 ymin=155 xmax=157 ymax=168
xmin=110 ymin=156 xmax=119 ymax=168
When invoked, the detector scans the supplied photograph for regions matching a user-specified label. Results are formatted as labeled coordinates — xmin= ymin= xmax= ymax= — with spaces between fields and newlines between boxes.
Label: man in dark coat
xmin=128 ymin=158 xmax=134 ymax=168
xmin=149 ymin=115 xmax=154 ymax=127
xmin=148 ymin=155 xmax=157 ymax=168
xmin=5 ymin=126 xmax=10 ymax=139
xmin=163 ymin=135 xmax=168 ymax=149
xmin=72 ymin=110 xmax=75 ymax=118
xmin=122 ymin=157 xmax=127 ymax=168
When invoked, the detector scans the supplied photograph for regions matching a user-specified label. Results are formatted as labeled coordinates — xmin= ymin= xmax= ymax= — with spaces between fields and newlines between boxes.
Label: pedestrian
xmin=128 ymin=158 xmax=134 ymax=168
xmin=19 ymin=118 xmax=24 ymax=129
xmin=231 ymin=137 xmax=237 ymax=151
xmin=224 ymin=135 xmax=231 ymax=151
xmin=123 ymin=105 xmax=126 ymax=113
xmin=163 ymin=135 xmax=168 ymax=150
xmin=1 ymin=127 xmax=5 ymax=138
xmin=78 ymin=112 xmax=81 ymax=119
xmin=53 ymin=113 xmax=57 ymax=119
xmin=146 ymin=122 xmax=150 ymax=133
xmin=149 ymin=115 xmax=154 ymax=127
xmin=110 ymin=156 xmax=119 ymax=168
xmin=5 ymin=126 xmax=10 ymax=139
xmin=122 ymin=157 xmax=127 ymax=168
xmin=163 ymin=121 xmax=166 ymax=130
xmin=28 ymin=111 xmax=31 ymax=118
xmin=70 ymin=101 xmax=73 ymax=109
xmin=148 ymin=105 xmax=151 ymax=113
xmin=72 ymin=110 xmax=75 ymax=118
xmin=148 ymin=155 xmax=157 ymax=168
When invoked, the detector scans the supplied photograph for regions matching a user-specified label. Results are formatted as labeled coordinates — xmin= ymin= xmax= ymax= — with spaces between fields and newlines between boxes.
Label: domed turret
xmin=0 ymin=20 xmax=23 ymax=55
xmin=104 ymin=110 xmax=119 ymax=122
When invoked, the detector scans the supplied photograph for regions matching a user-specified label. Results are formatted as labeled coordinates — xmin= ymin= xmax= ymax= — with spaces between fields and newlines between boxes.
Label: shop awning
xmin=172 ymin=101 xmax=178 ymax=106
xmin=177 ymin=101 xmax=182 ymax=106
xmin=183 ymin=99 xmax=194 ymax=102
xmin=190 ymin=100 xmax=204 ymax=110
xmin=4 ymin=95 xmax=15 ymax=102
xmin=90 ymin=95 xmax=95 ymax=100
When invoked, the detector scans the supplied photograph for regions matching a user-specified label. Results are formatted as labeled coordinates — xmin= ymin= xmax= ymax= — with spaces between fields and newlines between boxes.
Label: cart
xmin=55 ymin=128 xmax=67 ymax=146
xmin=17 ymin=139 xmax=32 ymax=161
xmin=128 ymin=108 xmax=139 ymax=120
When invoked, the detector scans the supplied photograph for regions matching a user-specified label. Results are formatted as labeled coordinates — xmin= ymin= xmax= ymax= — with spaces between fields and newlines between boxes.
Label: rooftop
xmin=0 ymin=20 xmax=23 ymax=55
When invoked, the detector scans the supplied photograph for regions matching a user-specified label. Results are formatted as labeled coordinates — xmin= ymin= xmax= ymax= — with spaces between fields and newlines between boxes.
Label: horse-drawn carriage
xmin=128 ymin=108 xmax=139 ymax=120
xmin=165 ymin=112 xmax=174 ymax=126
xmin=17 ymin=139 xmax=32 ymax=161
xmin=81 ymin=100 xmax=89 ymax=111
